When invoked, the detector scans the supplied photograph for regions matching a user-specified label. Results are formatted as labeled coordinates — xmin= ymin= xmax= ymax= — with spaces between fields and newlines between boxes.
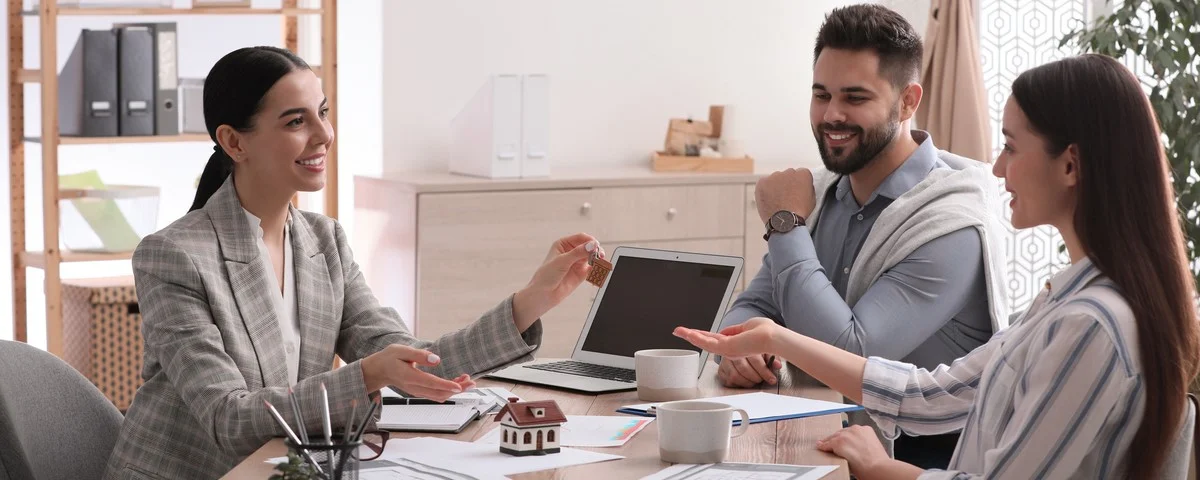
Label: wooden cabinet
xmin=353 ymin=166 xmax=791 ymax=358
xmin=744 ymin=185 xmax=768 ymax=284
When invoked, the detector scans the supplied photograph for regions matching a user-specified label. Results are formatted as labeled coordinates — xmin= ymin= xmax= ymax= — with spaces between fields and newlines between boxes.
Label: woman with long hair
xmin=676 ymin=53 xmax=1200 ymax=479
xmin=104 ymin=46 xmax=603 ymax=479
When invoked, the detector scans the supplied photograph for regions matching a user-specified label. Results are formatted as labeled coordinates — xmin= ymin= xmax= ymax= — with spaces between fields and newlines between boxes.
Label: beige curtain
xmin=916 ymin=0 xmax=992 ymax=163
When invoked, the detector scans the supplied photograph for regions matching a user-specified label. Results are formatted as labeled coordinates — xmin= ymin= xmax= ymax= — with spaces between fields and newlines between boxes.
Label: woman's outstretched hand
xmin=512 ymin=233 xmax=604 ymax=331
xmin=673 ymin=317 xmax=781 ymax=359
xmin=361 ymin=345 xmax=475 ymax=402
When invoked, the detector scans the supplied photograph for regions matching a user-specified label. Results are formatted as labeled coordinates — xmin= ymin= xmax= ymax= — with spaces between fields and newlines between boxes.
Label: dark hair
xmin=813 ymin=4 xmax=923 ymax=90
xmin=188 ymin=46 xmax=310 ymax=212
xmin=1012 ymin=54 xmax=1200 ymax=479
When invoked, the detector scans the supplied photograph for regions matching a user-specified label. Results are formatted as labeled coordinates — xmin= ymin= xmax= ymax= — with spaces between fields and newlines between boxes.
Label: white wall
xmin=879 ymin=0 xmax=931 ymax=38
xmin=0 ymin=1 xmax=938 ymax=343
xmin=381 ymin=0 xmax=894 ymax=174
xmin=0 ymin=0 xmax=383 ymax=345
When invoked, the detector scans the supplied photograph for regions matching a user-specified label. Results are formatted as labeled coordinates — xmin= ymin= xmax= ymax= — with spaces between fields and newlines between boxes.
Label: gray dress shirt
xmin=724 ymin=133 xmax=993 ymax=369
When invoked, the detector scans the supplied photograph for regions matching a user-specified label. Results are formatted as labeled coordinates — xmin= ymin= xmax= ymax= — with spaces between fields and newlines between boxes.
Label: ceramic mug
xmin=656 ymin=400 xmax=751 ymax=464
xmin=634 ymin=349 xmax=700 ymax=402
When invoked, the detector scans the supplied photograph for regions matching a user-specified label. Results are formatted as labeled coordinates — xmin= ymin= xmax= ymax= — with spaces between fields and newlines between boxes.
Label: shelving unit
xmin=7 ymin=0 xmax=339 ymax=356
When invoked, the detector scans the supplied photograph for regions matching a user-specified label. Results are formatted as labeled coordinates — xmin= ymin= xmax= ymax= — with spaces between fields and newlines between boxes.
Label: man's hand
xmin=716 ymin=354 xmax=784 ymax=388
xmin=755 ymin=168 xmax=816 ymax=225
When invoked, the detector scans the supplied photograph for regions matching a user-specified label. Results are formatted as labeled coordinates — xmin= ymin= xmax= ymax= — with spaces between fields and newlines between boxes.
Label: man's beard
xmin=815 ymin=104 xmax=901 ymax=175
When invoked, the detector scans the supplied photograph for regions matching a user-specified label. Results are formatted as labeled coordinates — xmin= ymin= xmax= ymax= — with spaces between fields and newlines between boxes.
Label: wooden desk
xmin=223 ymin=362 xmax=850 ymax=479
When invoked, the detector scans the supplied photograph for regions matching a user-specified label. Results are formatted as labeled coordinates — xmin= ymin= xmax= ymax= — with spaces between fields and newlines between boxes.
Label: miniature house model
xmin=494 ymin=398 xmax=566 ymax=456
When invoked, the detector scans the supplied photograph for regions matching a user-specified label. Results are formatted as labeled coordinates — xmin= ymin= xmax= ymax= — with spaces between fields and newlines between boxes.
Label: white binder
xmin=449 ymin=74 xmax=522 ymax=179
xmin=450 ymin=74 xmax=551 ymax=179
xmin=520 ymin=74 xmax=550 ymax=178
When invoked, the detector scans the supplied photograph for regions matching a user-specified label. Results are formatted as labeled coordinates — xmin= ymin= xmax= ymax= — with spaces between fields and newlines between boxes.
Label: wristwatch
xmin=763 ymin=210 xmax=805 ymax=241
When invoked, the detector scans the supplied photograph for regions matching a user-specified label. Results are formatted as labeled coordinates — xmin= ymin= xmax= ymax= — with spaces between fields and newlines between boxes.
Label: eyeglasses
xmin=359 ymin=429 xmax=391 ymax=461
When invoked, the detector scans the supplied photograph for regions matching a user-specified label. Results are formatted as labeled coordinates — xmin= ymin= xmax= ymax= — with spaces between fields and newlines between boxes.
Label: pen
xmin=288 ymin=387 xmax=309 ymax=445
xmin=264 ymin=400 xmax=326 ymax=477
xmin=320 ymin=383 xmax=333 ymax=446
xmin=384 ymin=397 xmax=457 ymax=406
xmin=343 ymin=399 xmax=358 ymax=442
xmin=766 ymin=355 xmax=781 ymax=384
xmin=352 ymin=396 xmax=383 ymax=442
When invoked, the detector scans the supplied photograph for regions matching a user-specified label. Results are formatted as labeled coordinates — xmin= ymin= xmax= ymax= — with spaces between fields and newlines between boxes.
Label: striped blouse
xmin=861 ymin=258 xmax=1146 ymax=479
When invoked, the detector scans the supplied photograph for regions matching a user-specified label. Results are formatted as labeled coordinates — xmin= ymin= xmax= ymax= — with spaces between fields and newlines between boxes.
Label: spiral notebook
xmin=377 ymin=386 xmax=521 ymax=433
xmin=378 ymin=404 xmax=481 ymax=433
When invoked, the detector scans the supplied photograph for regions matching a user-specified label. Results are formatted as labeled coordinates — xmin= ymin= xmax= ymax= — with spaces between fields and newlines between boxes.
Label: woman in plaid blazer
xmin=104 ymin=47 xmax=601 ymax=479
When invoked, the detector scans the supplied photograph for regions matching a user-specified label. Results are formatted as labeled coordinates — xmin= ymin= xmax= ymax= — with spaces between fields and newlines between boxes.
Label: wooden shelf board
xmin=26 ymin=133 xmax=210 ymax=145
xmin=21 ymin=250 xmax=133 ymax=269
xmin=22 ymin=7 xmax=322 ymax=16
xmin=21 ymin=66 xmax=321 ymax=84
xmin=17 ymin=69 xmax=39 ymax=83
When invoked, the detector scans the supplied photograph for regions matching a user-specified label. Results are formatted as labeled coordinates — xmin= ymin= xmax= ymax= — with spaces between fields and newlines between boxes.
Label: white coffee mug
xmin=656 ymin=400 xmax=750 ymax=464
xmin=634 ymin=349 xmax=700 ymax=402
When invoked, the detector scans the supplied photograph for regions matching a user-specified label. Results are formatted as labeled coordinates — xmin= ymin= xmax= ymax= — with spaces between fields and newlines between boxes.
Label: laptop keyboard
xmin=524 ymin=360 xmax=637 ymax=383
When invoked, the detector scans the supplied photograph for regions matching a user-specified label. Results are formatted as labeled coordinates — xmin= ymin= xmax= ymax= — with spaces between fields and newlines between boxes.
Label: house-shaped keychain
xmin=494 ymin=398 xmax=566 ymax=456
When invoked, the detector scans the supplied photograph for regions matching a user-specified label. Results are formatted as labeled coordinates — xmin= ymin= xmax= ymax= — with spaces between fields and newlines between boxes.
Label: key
xmin=586 ymin=251 xmax=612 ymax=287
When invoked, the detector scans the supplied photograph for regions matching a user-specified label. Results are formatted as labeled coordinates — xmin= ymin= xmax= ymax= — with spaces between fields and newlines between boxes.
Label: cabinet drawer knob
xmin=667 ymin=207 xmax=678 ymax=219
xmin=580 ymin=202 xmax=592 ymax=215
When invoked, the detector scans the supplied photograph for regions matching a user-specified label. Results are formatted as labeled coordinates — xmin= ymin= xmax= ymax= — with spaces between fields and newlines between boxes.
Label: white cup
xmin=656 ymin=400 xmax=750 ymax=464
xmin=634 ymin=349 xmax=700 ymax=402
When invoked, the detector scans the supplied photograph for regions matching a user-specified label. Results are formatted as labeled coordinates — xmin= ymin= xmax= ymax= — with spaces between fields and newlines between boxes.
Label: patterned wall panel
xmin=980 ymin=0 xmax=1090 ymax=313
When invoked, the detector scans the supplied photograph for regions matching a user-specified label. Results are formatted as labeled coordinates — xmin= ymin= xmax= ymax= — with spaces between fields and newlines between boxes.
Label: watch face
xmin=770 ymin=211 xmax=792 ymax=231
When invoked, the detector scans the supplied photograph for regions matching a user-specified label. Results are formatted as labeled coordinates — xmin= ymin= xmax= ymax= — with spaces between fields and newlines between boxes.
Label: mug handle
xmin=730 ymin=408 xmax=750 ymax=438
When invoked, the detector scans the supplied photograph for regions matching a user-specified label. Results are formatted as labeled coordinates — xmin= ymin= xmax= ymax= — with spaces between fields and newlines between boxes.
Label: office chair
xmin=1188 ymin=394 xmax=1199 ymax=480
xmin=0 ymin=340 xmax=123 ymax=480
xmin=1167 ymin=393 xmax=1199 ymax=480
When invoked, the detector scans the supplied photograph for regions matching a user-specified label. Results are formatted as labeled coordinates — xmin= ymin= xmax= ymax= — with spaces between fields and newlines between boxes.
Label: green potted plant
xmin=1062 ymin=0 xmax=1198 ymax=389
xmin=269 ymin=451 xmax=319 ymax=480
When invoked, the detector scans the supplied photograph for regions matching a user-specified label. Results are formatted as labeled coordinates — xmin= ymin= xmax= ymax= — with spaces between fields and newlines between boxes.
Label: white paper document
xmin=641 ymin=462 xmax=838 ymax=480
xmin=618 ymin=392 xmax=862 ymax=424
xmin=476 ymin=415 xmax=654 ymax=447
xmin=456 ymin=387 xmax=523 ymax=414
xmin=358 ymin=457 xmax=507 ymax=480
xmin=379 ymin=436 xmax=622 ymax=477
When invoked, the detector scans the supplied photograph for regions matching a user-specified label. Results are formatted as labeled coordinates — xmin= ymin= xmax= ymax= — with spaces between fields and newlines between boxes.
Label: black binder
xmin=115 ymin=22 xmax=178 ymax=135
xmin=58 ymin=29 xmax=118 ymax=137
xmin=117 ymin=26 xmax=155 ymax=136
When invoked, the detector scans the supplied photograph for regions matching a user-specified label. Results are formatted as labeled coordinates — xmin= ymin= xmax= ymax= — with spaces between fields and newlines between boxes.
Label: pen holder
xmin=284 ymin=438 xmax=362 ymax=480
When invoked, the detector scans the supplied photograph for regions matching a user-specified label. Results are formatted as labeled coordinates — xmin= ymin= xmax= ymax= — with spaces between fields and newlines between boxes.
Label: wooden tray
xmin=651 ymin=151 xmax=754 ymax=173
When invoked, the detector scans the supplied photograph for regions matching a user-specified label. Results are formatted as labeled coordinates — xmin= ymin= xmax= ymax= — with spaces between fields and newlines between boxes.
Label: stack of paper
xmin=268 ymin=437 xmax=622 ymax=478
xmin=380 ymin=437 xmax=622 ymax=477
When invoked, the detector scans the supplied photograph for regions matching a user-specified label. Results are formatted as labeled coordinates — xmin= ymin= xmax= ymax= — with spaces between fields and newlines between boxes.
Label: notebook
xmin=616 ymin=392 xmax=863 ymax=425
xmin=378 ymin=404 xmax=481 ymax=433
xmin=377 ymin=386 xmax=522 ymax=433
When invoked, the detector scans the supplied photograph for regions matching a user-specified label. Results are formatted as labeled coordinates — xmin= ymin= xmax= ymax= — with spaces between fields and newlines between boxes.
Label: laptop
xmin=486 ymin=246 xmax=743 ymax=393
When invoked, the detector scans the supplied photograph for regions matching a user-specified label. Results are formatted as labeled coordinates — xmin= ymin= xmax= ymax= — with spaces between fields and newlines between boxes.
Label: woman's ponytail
xmin=189 ymin=146 xmax=234 ymax=212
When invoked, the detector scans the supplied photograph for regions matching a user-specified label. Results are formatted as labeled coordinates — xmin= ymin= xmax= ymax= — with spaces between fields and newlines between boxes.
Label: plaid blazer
xmin=103 ymin=177 xmax=542 ymax=479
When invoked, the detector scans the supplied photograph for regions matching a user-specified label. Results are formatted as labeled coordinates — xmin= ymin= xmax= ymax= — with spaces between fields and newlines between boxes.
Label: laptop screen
xmin=578 ymin=255 xmax=736 ymax=358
